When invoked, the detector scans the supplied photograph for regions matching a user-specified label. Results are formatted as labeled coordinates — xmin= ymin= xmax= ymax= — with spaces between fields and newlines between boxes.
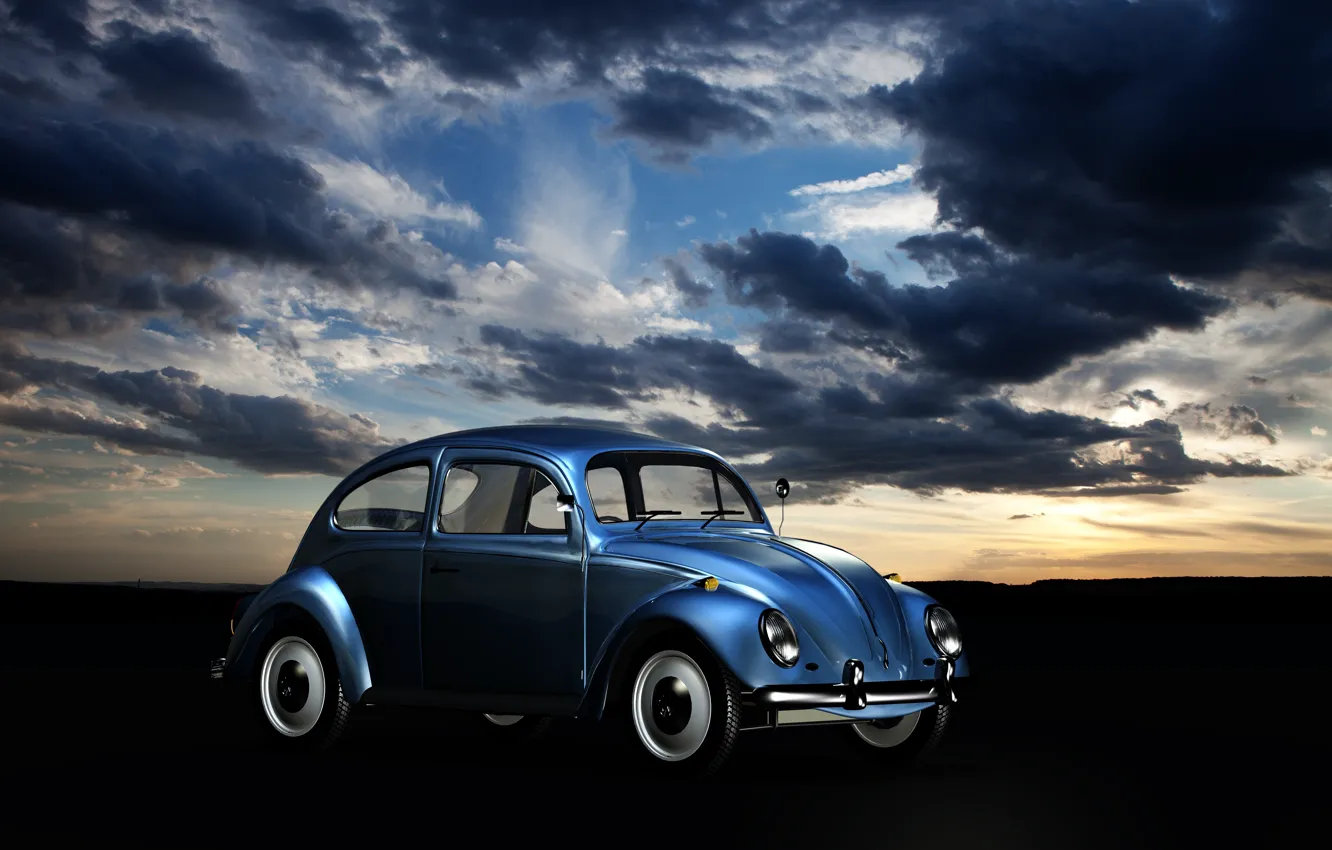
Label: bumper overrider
xmin=746 ymin=657 xmax=958 ymax=712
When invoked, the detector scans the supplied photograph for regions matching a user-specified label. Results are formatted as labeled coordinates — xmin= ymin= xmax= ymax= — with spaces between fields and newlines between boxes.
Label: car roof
xmin=385 ymin=424 xmax=709 ymax=460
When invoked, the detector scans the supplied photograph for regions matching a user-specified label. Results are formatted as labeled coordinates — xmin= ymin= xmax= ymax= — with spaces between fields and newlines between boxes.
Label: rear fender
xmin=223 ymin=565 xmax=373 ymax=703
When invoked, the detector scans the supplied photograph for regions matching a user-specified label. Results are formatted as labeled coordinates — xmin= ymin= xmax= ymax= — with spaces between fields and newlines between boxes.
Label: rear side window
xmin=334 ymin=464 xmax=431 ymax=531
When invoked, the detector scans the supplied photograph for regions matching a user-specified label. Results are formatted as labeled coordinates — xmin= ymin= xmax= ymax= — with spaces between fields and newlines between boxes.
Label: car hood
xmin=599 ymin=530 xmax=914 ymax=678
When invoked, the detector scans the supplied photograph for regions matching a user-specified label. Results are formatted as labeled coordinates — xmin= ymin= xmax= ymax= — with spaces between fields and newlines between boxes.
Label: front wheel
xmin=625 ymin=643 xmax=741 ymax=777
xmin=845 ymin=704 xmax=950 ymax=764
xmin=252 ymin=628 xmax=351 ymax=751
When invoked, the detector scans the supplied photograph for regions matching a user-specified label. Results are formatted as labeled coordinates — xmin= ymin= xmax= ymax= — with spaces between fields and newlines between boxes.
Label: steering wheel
xmin=598 ymin=515 xmax=623 ymax=522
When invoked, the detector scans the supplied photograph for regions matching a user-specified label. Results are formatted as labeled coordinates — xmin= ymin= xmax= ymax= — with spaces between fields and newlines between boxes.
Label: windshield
xmin=585 ymin=451 xmax=763 ymax=525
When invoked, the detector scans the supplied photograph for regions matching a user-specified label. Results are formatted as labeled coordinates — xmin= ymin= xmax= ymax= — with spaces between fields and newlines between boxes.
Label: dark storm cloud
xmin=0 ymin=305 xmax=134 ymax=339
xmin=236 ymin=0 xmax=396 ymax=96
xmin=0 ymin=104 xmax=457 ymax=330
xmin=96 ymin=26 xmax=270 ymax=128
xmin=756 ymin=320 xmax=821 ymax=354
xmin=0 ymin=71 xmax=64 ymax=103
xmin=2 ymin=0 xmax=92 ymax=53
xmin=867 ymin=0 xmax=1332 ymax=297
xmin=383 ymin=0 xmax=784 ymax=88
xmin=610 ymin=70 xmax=772 ymax=157
xmin=661 ymin=257 xmax=713 ymax=309
xmin=370 ymin=0 xmax=974 ymax=157
xmin=0 ymin=348 xmax=395 ymax=475
xmin=0 ymin=202 xmax=243 ymax=337
xmin=0 ymin=113 xmax=321 ymax=262
xmin=473 ymin=324 xmax=800 ymax=412
xmin=471 ymin=326 xmax=1291 ymax=501
xmin=698 ymin=229 xmax=1227 ymax=393
xmin=379 ymin=0 xmax=966 ymax=89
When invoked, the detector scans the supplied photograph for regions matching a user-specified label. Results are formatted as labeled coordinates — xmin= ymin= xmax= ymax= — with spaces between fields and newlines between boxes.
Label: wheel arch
xmin=587 ymin=615 xmax=700 ymax=721
xmin=578 ymin=583 xmax=772 ymax=721
xmin=224 ymin=565 xmax=373 ymax=703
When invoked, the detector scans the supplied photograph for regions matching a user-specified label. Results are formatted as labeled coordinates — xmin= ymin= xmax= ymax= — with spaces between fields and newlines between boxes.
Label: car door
xmin=318 ymin=450 xmax=437 ymax=690
xmin=421 ymin=448 xmax=585 ymax=712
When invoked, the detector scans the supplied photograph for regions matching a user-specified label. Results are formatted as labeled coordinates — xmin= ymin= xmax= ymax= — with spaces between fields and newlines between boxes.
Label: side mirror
xmin=556 ymin=494 xmax=577 ymax=513
xmin=775 ymin=478 xmax=790 ymax=500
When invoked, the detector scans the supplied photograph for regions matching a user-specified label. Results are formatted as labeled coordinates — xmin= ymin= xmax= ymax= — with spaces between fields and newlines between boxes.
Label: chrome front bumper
xmin=745 ymin=657 xmax=958 ymax=712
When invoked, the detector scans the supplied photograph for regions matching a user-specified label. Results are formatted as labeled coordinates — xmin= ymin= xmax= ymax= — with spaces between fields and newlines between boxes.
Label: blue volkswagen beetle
xmin=213 ymin=425 xmax=968 ymax=775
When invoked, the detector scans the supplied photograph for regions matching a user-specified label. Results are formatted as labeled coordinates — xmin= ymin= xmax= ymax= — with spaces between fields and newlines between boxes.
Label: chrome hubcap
xmin=632 ymin=650 xmax=711 ymax=761
xmin=852 ymin=710 xmax=921 ymax=748
xmin=483 ymin=713 xmax=524 ymax=726
xmin=260 ymin=636 xmax=325 ymax=737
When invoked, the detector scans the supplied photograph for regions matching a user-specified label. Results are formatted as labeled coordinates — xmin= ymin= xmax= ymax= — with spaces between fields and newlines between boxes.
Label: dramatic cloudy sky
xmin=2 ymin=0 xmax=1330 ymax=585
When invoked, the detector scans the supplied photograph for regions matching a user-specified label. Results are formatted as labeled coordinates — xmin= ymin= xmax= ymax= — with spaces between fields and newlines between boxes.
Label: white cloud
xmin=513 ymin=126 xmax=635 ymax=282
xmin=1314 ymin=426 xmax=1328 ymax=437
xmin=301 ymin=151 xmax=482 ymax=230
xmin=610 ymin=229 xmax=628 ymax=237
xmin=676 ymin=215 xmax=696 ymax=228
xmin=661 ymin=19 xmax=925 ymax=147
xmin=106 ymin=461 xmax=228 ymax=491
xmin=494 ymin=237 xmax=530 ymax=254
xmin=441 ymin=262 xmax=710 ymax=346
xmin=790 ymin=187 xmax=939 ymax=239
xmin=789 ymin=164 xmax=917 ymax=197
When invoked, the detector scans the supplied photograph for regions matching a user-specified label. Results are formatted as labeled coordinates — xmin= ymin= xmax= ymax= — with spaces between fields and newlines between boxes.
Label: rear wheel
xmin=252 ymin=626 xmax=351 ymax=751
xmin=476 ymin=712 xmax=555 ymax=742
xmin=623 ymin=641 xmax=740 ymax=777
xmin=845 ymin=704 xmax=950 ymax=764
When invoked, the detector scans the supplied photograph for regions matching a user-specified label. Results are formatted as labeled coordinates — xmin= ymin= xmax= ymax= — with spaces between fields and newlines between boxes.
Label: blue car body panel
xmin=222 ymin=425 xmax=968 ymax=723
xmin=226 ymin=565 xmax=373 ymax=703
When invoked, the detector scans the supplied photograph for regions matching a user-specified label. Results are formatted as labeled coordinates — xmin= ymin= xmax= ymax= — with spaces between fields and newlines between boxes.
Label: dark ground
xmin=1 ymin=576 xmax=1329 ymax=846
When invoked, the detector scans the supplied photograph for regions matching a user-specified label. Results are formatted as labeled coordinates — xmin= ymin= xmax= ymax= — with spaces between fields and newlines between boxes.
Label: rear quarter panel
xmin=224 ymin=565 xmax=374 ymax=703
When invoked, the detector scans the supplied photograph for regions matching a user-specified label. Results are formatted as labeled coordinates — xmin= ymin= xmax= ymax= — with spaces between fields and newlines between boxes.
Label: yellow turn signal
xmin=702 ymin=576 xmax=719 ymax=591
xmin=884 ymin=572 xmax=902 ymax=582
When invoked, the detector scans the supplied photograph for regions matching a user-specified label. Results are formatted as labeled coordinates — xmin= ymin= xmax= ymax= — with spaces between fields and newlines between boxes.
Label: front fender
xmin=223 ymin=565 xmax=373 ymax=703
xmin=891 ymin=581 xmax=971 ymax=677
xmin=579 ymin=579 xmax=847 ymax=720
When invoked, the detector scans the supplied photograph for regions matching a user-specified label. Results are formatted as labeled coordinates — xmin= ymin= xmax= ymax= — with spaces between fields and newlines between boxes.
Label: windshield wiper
xmin=634 ymin=510 xmax=682 ymax=531
xmin=699 ymin=510 xmax=745 ymax=530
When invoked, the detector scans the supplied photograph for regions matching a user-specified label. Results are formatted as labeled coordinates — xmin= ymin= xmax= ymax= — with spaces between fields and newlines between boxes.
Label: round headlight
xmin=925 ymin=606 xmax=963 ymax=658
xmin=759 ymin=609 xmax=799 ymax=667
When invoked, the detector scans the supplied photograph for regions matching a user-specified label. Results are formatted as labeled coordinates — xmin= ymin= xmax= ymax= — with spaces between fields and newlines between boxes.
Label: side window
xmin=587 ymin=466 xmax=629 ymax=522
xmin=439 ymin=462 xmax=568 ymax=534
xmin=334 ymin=464 xmax=430 ymax=531
xmin=524 ymin=470 xmax=568 ymax=534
